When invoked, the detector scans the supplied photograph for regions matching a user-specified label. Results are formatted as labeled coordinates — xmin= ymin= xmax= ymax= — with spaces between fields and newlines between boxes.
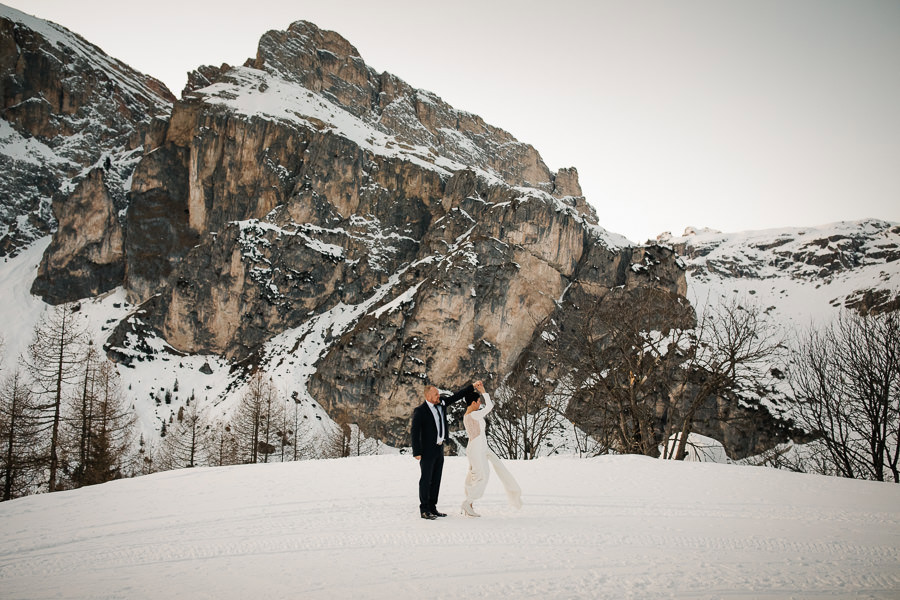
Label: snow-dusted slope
xmin=661 ymin=218 xmax=900 ymax=325
xmin=1 ymin=455 xmax=898 ymax=599
xmin=0 ymin=5 xmax=172 ymax=110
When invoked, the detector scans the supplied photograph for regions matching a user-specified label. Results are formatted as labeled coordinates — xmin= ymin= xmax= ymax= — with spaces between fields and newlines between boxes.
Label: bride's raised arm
xmin=473 ymin=383 xmax=494 ymax=417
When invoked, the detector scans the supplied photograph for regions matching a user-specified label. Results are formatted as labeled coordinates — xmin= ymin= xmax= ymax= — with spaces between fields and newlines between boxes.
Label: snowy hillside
xmin=662 ymin=219 xmax=900 ymax=325
xmin=652 ymin=219 xmax=900 ymax=433
xmin=1 ymin=455 xmax=898 ymax=599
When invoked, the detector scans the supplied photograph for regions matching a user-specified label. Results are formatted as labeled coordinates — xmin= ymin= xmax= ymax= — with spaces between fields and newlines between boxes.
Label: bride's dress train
xmin=461 ymin=392 xmax=522 ymax=516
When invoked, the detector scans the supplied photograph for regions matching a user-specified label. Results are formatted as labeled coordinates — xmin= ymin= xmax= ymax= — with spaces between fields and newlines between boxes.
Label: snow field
xmin=1 ymin=455 xmax=898 ymax=599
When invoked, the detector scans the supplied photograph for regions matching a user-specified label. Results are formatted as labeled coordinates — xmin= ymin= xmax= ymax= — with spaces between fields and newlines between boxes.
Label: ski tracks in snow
xmin=1 ymin=455 xmax=898 ymax=599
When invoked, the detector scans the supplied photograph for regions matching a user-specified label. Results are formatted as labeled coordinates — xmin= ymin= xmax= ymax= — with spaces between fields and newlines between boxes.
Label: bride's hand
xmin=474 ymin=381 xmax=485 ymax=394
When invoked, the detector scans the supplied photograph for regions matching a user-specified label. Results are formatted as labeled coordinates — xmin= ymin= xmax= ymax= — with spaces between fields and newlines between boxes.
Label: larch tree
xmin=0 ymin=366 xmax=42 ymax=500
xmin=80 ymin=360 xmax=135 ymax=485
xmin=25 ymin=305 xmax=87 ymax=492
xmin=158 ymin=404 xmax=207 ymax=470
xmin=232 ymin=371 xmax=282 ymax=464
xmin=205 ymin=420 xmax=240 ymax=467
xmin=68 ymin=344 xmax=99 ymax=487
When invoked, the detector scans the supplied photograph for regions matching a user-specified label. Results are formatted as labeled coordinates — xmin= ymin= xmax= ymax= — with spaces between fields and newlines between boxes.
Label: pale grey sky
xmin=6 ymin=0 xmax=899 ymax=242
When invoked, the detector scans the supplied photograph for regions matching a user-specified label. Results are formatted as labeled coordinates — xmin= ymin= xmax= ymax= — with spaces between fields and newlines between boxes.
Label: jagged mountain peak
xmin=0 ymin=4 xmax=174 ymax=117
xmin=181 ymin=18 xmax=589 ymax=212
xmin=247 ymin=19 xmax=367 ymax=100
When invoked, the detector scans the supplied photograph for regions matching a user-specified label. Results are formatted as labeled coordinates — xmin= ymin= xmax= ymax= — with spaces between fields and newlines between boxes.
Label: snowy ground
xmin=1 ymin=455 xmax=898 ymax=600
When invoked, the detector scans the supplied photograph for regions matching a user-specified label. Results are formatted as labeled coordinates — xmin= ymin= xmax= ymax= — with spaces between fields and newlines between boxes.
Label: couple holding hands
xmin=411 ymin=380 xmax=522 ymax=519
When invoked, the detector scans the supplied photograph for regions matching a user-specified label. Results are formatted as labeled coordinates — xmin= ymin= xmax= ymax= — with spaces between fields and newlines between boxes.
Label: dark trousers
xmin=418 ymin=447 xmax=444 ymax=513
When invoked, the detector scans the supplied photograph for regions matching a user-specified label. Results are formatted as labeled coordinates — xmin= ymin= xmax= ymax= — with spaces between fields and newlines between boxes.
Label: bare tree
xmin=321 ymin=406 xmax=379 ymax=458
xmin=0 ymin=367 xmax=42 ymax=500
xmin=791 ymin=310 xmax=900 ymax=482
xmin=67 ymin=344 xmax=99 ymax=487
xmin=278 ymin=389 xmax=317 ymax=461
xmin=549 ymin=285 xmax=693 ymax=457
xmin=26 ymin=305 xmax=87 ymax=492
xmin=205 ymin=420 xmax=241 ymax=467
xmin=322 ymin=409 xmax=352 ymax=458
xmin=158 ymin=404 xmax=207 ymax=470
xmin=664 ymin=296 xmax=782 ymax=460
xmin=537 ymin=285 xmax=779 ymax=460
xmin=135 ymin=433 xmax=157 ymax=476
xmin=231 ymin=372 xmax=283 ymax=464
xmin=74 ymin=359 xmax=135 ymax=486
xmin=488 ymin=349 xmax=567 ymax=460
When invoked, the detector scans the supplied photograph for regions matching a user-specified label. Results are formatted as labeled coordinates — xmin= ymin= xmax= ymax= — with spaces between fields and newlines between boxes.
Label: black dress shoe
xmin=432 ymin=510 xmax=447 ymax=517
xmin=420 ymin=511 xmax=437 ymax=520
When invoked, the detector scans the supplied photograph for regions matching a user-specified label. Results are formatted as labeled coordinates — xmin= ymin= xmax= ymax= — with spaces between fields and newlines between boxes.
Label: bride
xmin=461 ymin=380 xmax=522 ymax=517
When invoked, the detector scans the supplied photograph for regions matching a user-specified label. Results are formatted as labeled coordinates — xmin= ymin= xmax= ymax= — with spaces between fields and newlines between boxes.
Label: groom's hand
xmin=415 ymin=456 xmax=421 ymax=460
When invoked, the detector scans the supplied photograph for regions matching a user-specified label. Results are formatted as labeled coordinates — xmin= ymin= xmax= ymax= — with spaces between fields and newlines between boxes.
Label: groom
xmin=411 ymin=381 xmax=481 ymax=519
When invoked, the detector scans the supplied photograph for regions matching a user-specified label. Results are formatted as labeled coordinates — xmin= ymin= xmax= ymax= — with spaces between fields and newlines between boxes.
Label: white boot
xmin=461 ymin=500 xmax=481 ymax=517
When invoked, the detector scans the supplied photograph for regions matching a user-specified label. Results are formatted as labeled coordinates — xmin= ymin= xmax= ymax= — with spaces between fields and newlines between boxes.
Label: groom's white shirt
xmin=428 ymin=402 xmax=444 ymax=444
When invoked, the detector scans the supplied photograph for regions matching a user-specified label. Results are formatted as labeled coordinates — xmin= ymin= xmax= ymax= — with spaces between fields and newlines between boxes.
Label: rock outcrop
xmin=31 ymin=166 xmax=124 ymax=301
xmin=0 ymin=5 xmax=173 ymax=285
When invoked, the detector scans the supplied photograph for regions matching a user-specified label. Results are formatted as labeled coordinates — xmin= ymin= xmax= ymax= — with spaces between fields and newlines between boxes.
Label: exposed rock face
xmin=124 ymin=142 xmax=196 ymax=304
xmin=243 ymin=21 xmax=588 ymax=208
xmin=17 ymin=14 xmax=804 ymax=455
xmin=0 ymin=5 xmax=173 ymax=280
xmin=31 ymin=167 xmax=123 ymax=301
xmin=306 ymin=179 xmax=603 ymax=440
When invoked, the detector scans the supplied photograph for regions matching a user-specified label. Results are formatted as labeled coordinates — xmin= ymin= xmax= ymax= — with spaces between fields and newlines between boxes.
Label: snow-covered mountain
xmin=1 ymin=7 xmax=896 ymax=463
xmin=1 ymin=454 xmax=898 ymax=599
xmin=0 ymin=4 xmax=174 ymax=257
xmin=6 ymin=13 xmax=693 ymax=451
xmin=660 ymin=218 xmax=900 ymax=324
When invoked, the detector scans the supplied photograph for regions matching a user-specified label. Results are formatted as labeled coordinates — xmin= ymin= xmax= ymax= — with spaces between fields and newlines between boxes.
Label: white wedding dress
xmin=461 ymin=392 xmax=522 ymax=516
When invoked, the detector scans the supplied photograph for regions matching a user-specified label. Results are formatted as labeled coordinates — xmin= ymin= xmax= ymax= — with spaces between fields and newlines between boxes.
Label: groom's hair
xmin=424 ymin=384 xmax=438 ymax=395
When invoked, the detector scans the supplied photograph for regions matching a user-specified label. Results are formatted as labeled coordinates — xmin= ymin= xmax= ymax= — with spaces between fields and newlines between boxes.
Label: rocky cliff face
xmin=9 ymin=13 xmax=809 ymax=456
xmin=0 ymin=5 xmax=173 ymax=289
xmin=240 ymin=21 xmax=577 ymax=199
xmin=81 ymin=18 xmax=697 ymax=445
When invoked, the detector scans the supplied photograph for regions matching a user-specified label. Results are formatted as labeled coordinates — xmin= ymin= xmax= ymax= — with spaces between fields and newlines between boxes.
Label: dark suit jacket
xmin=411 ymin=384 xmax=479 ymax=457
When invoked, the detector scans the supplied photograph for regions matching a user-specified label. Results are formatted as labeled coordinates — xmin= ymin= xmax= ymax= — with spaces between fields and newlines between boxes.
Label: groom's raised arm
xmin=442 ymin=382 xmax=479 ymax=408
